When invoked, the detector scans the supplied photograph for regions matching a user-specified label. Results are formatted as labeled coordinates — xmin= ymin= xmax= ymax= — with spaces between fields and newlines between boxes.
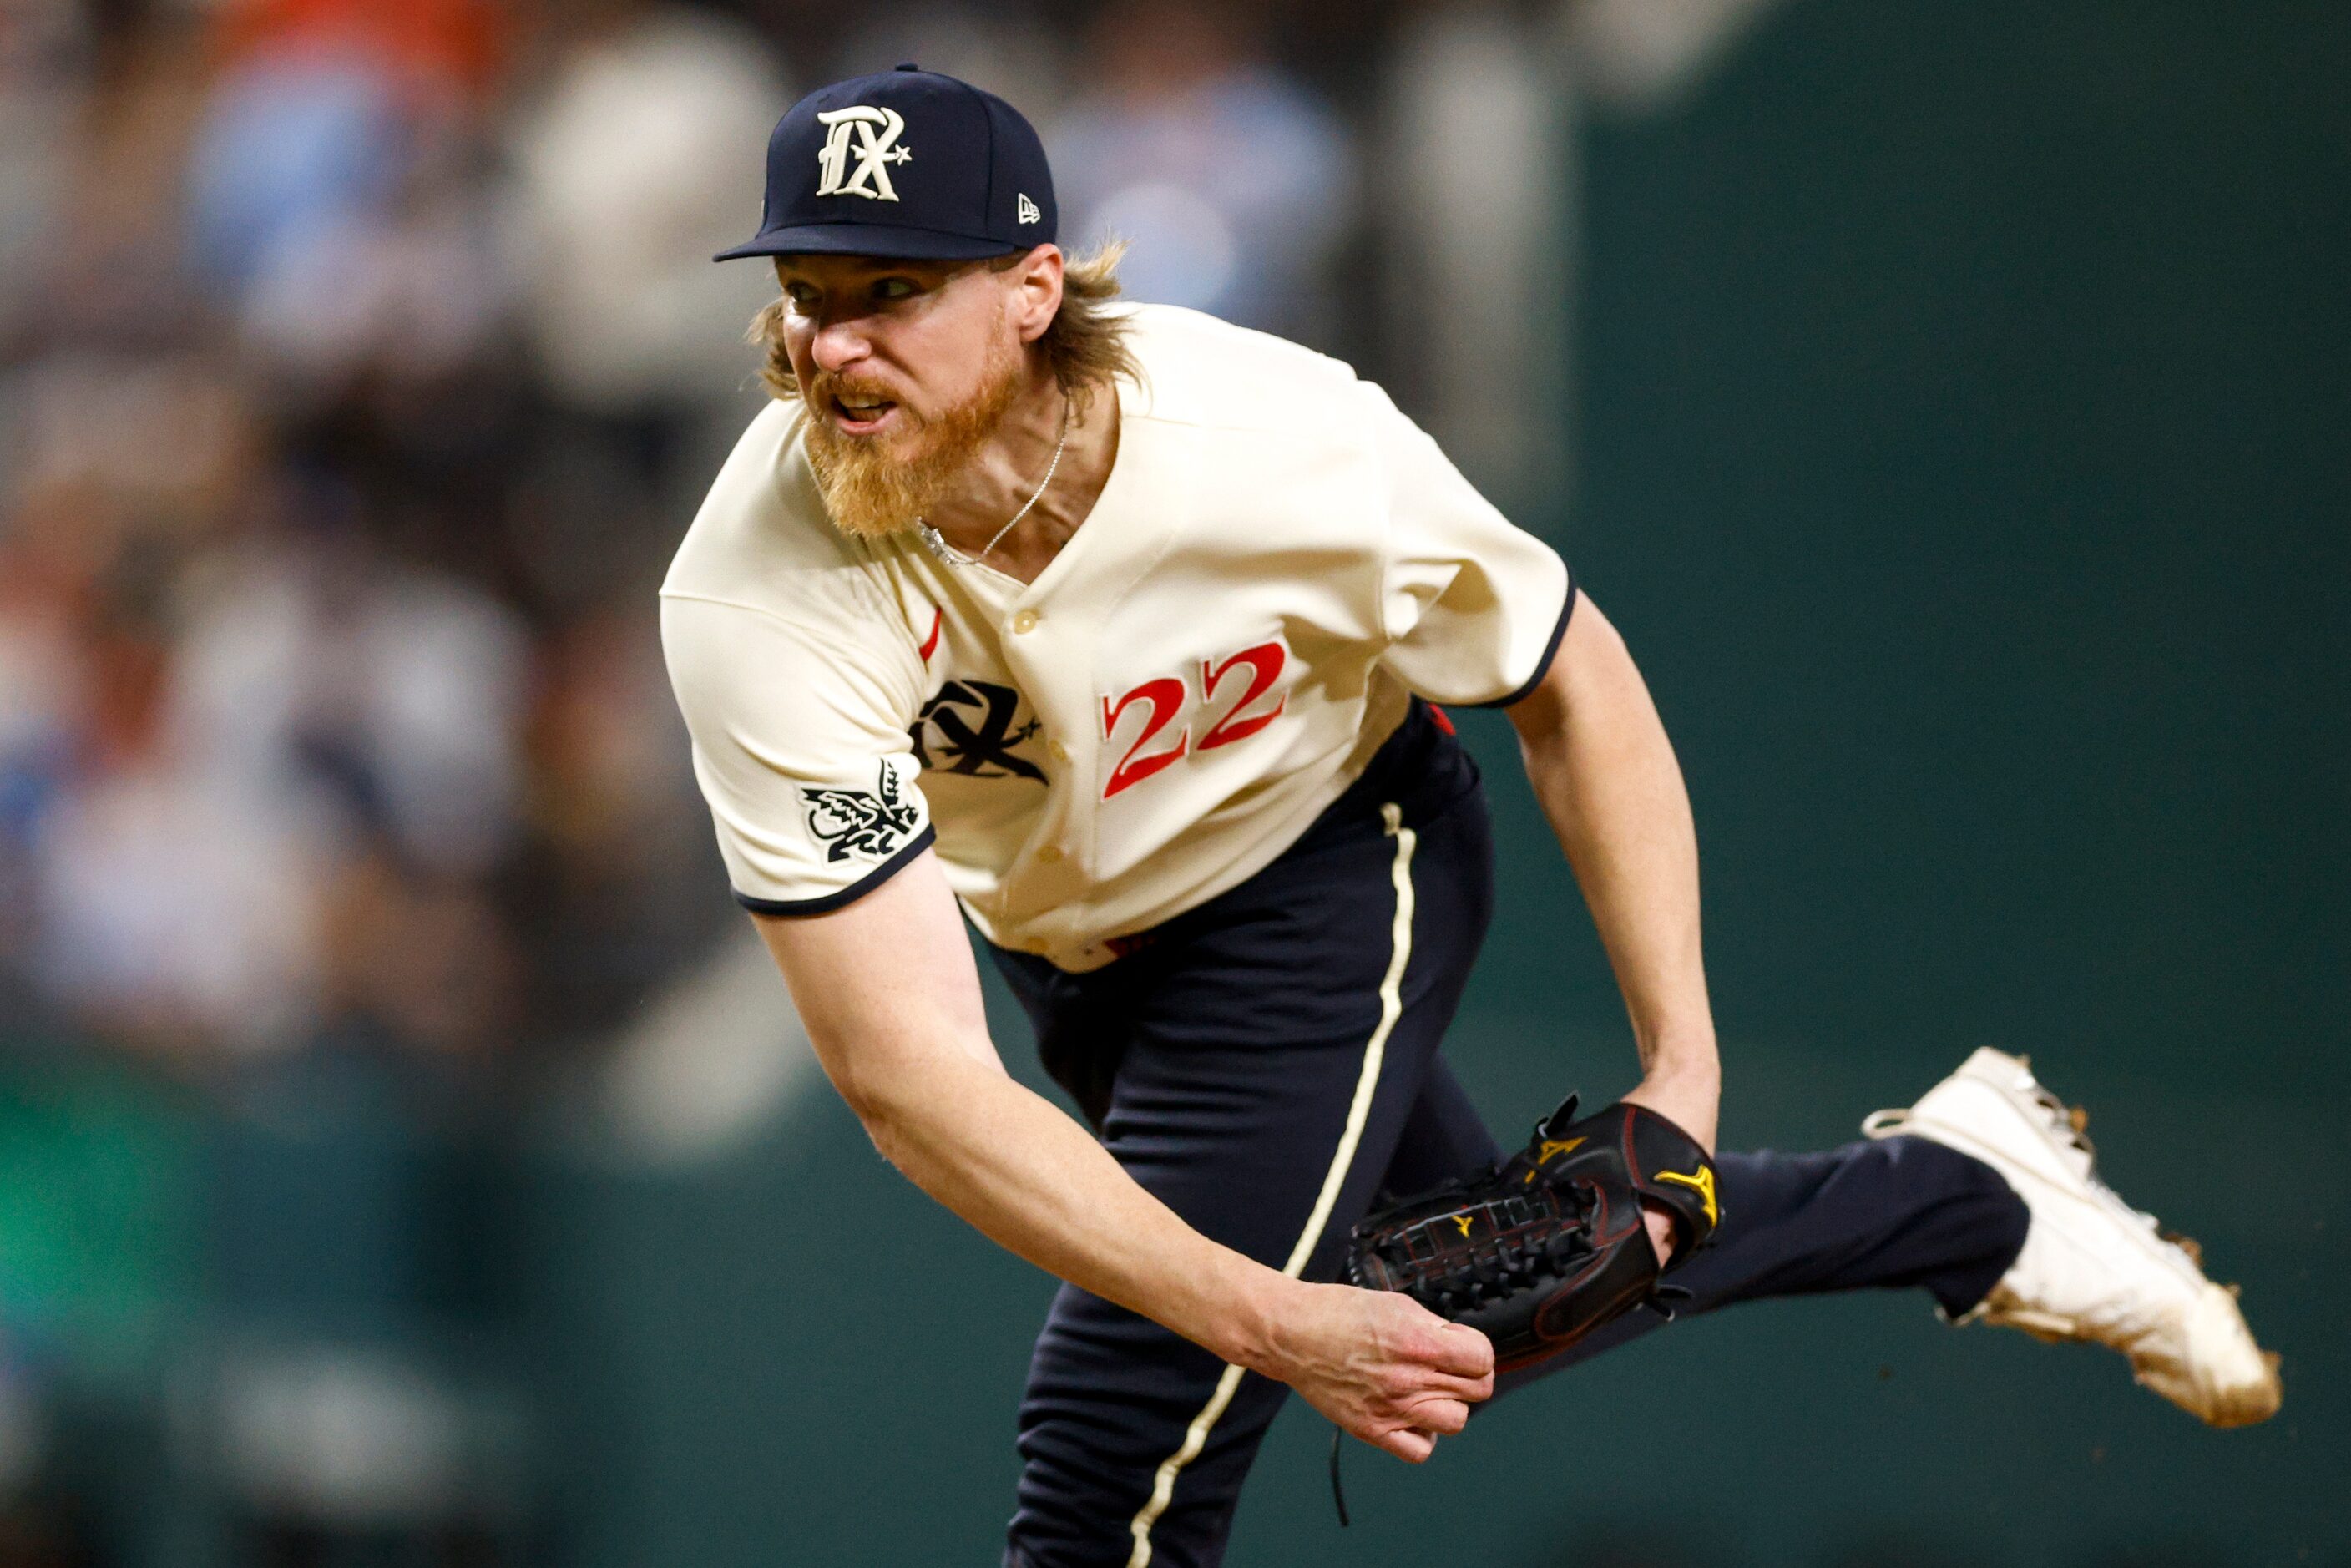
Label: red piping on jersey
xmin=918 ymin=607 xmax=943 ymax=663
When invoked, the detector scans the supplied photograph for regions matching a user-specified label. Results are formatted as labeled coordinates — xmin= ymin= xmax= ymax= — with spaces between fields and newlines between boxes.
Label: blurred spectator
xmin=184 ymin=0 xmax=507 ymax=295
xmin=169 ymin=491 xmax=530 ymax=883
xmin=501 ymin=0 xmax=784 ymax=434
xmin=1050 ymin=0 xmax=1357 ymax=341
xmin=238 ymin=114 xmax=514 ymax=406
xmin=28 ymin=666 xmax=332 ymax=1059
xmin=1379 ymin=1 xmax=1570 ymax=511
xmin=0 ymin=0 xmax=86 ymax=341
xmin=32 ymin=13 xmax=209 ymax=349
xmin=3 ymin=336 xmax=259 ymax=542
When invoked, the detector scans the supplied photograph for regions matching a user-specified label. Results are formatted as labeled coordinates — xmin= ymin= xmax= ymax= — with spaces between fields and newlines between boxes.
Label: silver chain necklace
xmin=918 ymin=405 xmax=1069 ymax=569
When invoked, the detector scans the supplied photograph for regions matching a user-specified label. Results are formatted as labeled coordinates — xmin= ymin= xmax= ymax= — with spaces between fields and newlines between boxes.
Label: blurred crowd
xmin=0 ymin=0 xmax=1404 ymax=1558
xmin=1 ymin=0 xmax=776 ymax=1096
xmin=0 ymin=0 xmax=1392 ymax=1091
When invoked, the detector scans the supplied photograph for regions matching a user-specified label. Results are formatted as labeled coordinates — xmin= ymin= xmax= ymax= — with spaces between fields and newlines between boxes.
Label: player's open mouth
xmin=829 ymin=396 xmax=898 ymax=435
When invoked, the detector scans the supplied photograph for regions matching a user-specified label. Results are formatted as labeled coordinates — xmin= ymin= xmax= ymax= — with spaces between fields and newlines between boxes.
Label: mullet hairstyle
xmin=749 ymin=240 xmax=1142 ymax=415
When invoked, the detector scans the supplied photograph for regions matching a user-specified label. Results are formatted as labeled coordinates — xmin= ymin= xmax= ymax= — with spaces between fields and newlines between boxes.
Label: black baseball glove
xmin=1344 ymin=1095 xmax=1722 ymax=1373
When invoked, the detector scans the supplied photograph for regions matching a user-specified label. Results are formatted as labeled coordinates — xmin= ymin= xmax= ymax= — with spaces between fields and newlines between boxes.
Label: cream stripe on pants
xmin=1121 ymin=804 xmax=1418 ymax=1568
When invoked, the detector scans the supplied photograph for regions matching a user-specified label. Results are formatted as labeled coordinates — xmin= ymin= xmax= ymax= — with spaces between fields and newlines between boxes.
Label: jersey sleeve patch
xmin=662 ymin=586 xmax=935 ymax=919
xmin=801 ymin=759 xmax=924 ymax=862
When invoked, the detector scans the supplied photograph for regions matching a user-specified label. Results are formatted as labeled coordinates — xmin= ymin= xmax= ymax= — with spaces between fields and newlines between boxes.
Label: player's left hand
xmin=1636 ymin=1208 xmax=1678 ymax=1269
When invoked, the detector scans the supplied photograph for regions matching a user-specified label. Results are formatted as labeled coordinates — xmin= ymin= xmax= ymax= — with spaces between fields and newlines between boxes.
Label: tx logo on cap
xmin=815 ymin=106 xmax=913 ymax=201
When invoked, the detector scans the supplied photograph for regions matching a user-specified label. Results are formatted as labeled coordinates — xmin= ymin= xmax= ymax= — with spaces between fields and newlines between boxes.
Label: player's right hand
xmin=1258 ymin=1281 xmax=1494 ymax=1463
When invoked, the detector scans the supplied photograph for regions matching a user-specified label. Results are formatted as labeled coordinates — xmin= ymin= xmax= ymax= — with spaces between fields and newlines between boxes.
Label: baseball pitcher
xmin=662 ymin=65 xmax=2279 ymax=1568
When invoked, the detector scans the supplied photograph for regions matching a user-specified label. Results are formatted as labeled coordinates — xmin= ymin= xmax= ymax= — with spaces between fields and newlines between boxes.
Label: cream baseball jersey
xmin=660 ymin=304 xmax=1570 ymax=972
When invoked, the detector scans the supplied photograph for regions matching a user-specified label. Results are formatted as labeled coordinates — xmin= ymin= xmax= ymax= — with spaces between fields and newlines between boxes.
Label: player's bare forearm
xmin=751 ymin=855 xmax=1283 ymax=1365
xmin=1506 ymin=591 xmax=1720 ymax=1150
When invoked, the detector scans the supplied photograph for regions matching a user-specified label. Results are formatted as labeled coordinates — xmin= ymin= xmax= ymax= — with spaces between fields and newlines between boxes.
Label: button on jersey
xmin=661 ymin=305 xmax=1570 ymax=971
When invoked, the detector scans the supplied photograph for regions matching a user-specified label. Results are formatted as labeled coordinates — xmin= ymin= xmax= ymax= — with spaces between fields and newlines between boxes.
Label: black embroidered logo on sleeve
xmin=801 ymin=761 xmax=923 ymax=862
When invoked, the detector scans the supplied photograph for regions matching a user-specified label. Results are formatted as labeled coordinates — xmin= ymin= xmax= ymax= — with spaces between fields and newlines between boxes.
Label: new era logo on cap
xmin=715 ymin=64 xmax=1058 ymax=263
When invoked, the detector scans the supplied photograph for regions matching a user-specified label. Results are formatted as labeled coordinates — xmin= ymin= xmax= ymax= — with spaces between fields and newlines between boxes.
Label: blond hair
xmin=749 ymin=240 xmax=1140 ymax=413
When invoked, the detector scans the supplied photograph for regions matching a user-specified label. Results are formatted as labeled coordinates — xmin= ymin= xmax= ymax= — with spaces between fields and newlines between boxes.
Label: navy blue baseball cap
xmin=715 ymin=63 xmax=1057 ymax=263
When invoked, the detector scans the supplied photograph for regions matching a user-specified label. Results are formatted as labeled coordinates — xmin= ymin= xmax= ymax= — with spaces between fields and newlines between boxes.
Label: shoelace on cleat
xmin=2019 ymin=1076 xmax=2206 ymax=1264
xmin=2027 ymin=1082 xmax=2099 ymax=1163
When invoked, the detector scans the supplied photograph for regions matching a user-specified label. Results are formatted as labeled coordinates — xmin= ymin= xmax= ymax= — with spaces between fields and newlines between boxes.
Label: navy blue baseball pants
xmin=987 ymin=703 xmax=2028 ymax=1568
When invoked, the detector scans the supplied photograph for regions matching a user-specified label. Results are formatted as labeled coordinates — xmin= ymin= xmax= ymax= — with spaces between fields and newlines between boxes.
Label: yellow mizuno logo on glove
xmin=1655 ymin=1166 xmax=1730 ymax=1222
xmin=1654 ymin=1165 xmax=1719 ymax=1227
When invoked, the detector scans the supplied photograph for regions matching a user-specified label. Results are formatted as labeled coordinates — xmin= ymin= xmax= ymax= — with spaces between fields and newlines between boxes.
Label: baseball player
xmin=663 ymin=66 xmax=2280 ymax=1568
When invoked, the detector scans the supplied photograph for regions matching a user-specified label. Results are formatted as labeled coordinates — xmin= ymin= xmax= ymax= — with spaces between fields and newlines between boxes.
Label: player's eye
xmin=872 ymin=276 xmax=918 ymax=301
xmin=782 ymin=281 xmax=821 ymax=310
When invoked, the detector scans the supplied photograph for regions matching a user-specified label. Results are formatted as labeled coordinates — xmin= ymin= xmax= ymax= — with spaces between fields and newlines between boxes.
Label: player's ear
xmin=1006 ymin=244 xmax=1063 ymax=346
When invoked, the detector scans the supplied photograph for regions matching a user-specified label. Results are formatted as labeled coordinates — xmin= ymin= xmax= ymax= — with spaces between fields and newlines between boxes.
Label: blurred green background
xmin=3 ymin=0 xmax=2343 ymax=1563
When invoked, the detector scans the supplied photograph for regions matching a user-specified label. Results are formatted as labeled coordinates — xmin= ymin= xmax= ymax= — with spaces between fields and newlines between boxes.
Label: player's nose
xmin=809 ymin=316 xmax=874 ymax=376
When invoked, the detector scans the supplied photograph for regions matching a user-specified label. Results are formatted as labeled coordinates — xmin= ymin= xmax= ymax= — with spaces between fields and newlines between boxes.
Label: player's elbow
xmin=848 ymin=1091 xmax=973 ymax=1196
xmin=822 ymin=1055 xmax=935 ymax=1172
xmin=825 ymin=1055 xmax=901 ymax=1139
xmin=825 ymin=1079 xmax=907 ymax=1173
xmin=799 ymin=1014 xmax=999 ymax=1176
xmin=851 ymin=1098 xmax=914 ymax=1169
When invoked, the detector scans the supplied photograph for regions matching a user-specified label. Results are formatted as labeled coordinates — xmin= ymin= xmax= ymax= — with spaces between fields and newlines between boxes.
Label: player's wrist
xmin=1622 ymin=1060 xmax=1722 ymax=1153
xmin=1632 ymin=1022 xmax=1721 ymax=1090
xmin=1196 ymin=1257 xmax=1301 ymax=1375
xmin=1635 ymin=1052 xmax=1720 ymax=1095
xmin=1626 ymin=1010 xmax=1721 ymax=1071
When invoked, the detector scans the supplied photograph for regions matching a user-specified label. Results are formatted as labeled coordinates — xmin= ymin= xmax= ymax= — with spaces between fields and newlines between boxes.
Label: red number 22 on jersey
xmin=1100 ymin=640 xmax=1288 ymax=798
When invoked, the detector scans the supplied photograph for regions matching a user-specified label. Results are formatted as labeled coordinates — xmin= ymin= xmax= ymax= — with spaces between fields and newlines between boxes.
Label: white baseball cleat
xmin=1863 ymin=1046 xmax=2282 ymax=1428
